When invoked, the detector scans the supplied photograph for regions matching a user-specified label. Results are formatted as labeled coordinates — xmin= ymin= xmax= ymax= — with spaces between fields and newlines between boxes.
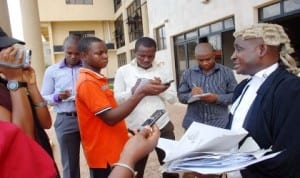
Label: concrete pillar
xmin=141 ymin=1 xmax=149 ymax=36
xmin=0 ymin=0 xmax=12 ymax=35
xmin=8 ymin=0 xmax=45 ymax=87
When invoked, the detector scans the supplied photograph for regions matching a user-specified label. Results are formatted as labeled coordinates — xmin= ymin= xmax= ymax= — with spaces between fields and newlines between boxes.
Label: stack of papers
xmin=157 ymin=122 xmax=280 ymax=175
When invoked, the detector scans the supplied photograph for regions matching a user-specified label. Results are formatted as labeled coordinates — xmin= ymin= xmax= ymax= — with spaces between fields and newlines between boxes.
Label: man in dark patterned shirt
xmin=178 ymin=42 xmax=237 ymax=130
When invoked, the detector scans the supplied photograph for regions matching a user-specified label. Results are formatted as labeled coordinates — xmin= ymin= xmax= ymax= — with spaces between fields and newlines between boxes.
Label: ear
xmin=257 ymin=44 xmax=268 ymax=57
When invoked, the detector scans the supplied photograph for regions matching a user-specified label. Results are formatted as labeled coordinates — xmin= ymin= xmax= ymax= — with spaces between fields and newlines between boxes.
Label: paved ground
xmin=46 ymin=102 xmax=187 ymax=178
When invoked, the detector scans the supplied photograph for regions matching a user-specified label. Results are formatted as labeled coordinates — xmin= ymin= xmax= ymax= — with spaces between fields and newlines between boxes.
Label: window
xmin=173 ymin=17 xmax=235 ymax=85
xmin=155 ymin=25 xmax=167 ymax=50
xmin=53 ymin=31 xmax=95 ymax=52
xmin=130 ymin=49 xmax=135 ymax=60
xmin=69 ymin=31 xmax=95 ymax=38
xmin=284 ymin=0 xmax=300 ymax=13
xmin=115 ymin=15 xmax=125 ymax=48
xmin=117 ymin=53 xmax=127 ymax=67
xmin=259 ymin=0 xmax=300 ymax=21
xmin=260 ymin=3 xmax=281 ymax=19
xmin=127 ymin=0 xmax=143 ymax=42
xmin=66 ymin=0 xmax=93 ymax=4
xmin=259 ymin=0 xmax=300 ymax=64
xmin=114 ymin=0 xmax=122 ymax=12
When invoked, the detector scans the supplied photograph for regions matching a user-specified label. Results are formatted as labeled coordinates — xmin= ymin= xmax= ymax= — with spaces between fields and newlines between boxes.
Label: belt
xmin=58 ymin=112 xmax=77 ymax=117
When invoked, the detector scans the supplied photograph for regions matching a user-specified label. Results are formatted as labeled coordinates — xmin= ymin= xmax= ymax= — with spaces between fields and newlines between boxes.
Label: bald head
xmin=194 ymin=43 xmax=216 ymax=73
xmin=195 ymin=43 xmax=214 ymax=54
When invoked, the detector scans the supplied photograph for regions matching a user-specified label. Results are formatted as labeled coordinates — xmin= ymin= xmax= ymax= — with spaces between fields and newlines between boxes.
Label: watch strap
xmin=17 ymin=81 xmax=27 ymax=88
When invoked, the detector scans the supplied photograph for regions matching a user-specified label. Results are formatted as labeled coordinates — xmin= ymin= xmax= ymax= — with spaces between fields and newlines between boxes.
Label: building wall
xmin=0 ymin=0 xmax=11 ymax=34
xmin=38 ymin=0 xmax=114 ymax=21
xmin=54 ymin=21 xmax=117 ymax=78
xmin=38 ymin=0 xmax=117 ymax=79
xmin=146 ymin=0 xmax=278 ymax=82
xmin=37 ymin=0 xmax=289 ymax=82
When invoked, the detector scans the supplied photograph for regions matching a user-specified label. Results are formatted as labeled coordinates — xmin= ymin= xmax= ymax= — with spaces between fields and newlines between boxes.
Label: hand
xmin=119 ymin=125 xmax=160 ymax=166
xmin=192 ymin=86 xmax=203 ymax=96
xmin=0 ymin=47 xmax=23 ymax=80
xmin=22 ymin=67 xmax=37 ymax=86
xmin=0 ymin=46 xmax=22 ymax=66
xmin=58 ymin=89 xmax=72 ymax=100
xmin=133 ymin=79 xmax=169 ymax=96
xmin=199 ymin=93 xmax=217 ymax=103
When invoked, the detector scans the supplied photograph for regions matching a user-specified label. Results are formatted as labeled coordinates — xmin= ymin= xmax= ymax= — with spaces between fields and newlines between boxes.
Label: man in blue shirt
xmin=41 ymin=35 xmax=82 ymax=178
xmin=178 ymin=42 xmax=237 ymax=130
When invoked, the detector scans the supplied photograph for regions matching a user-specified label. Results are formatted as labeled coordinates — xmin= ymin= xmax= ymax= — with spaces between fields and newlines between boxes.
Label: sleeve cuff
xmin=53 ymin=94 xmax=61 ymax=103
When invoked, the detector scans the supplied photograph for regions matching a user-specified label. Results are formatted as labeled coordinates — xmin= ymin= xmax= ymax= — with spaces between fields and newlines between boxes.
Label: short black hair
xmin=78 ymin=36 xmax=103 ymax=53
xmin=135 ymin=37 xmax=157 ymax=51
xmin=63 ymin=34 xmax=81 ymax=50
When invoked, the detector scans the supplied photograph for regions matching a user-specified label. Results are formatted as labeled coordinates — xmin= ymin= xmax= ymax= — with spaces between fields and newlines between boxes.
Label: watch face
xmin=7 ymin=80 xmax=19 ymax=91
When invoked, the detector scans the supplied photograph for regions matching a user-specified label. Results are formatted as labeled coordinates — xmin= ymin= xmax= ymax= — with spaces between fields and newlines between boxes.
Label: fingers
xmin=0 ymin=47 xmax=21 ymax=64
xmin=139 ymin=125 xmax=160 ymax=139
xmin=139 ymin=125 xmax=152 ymax=138
xmin=133 ymin=78 xmax=169 ymax=96
xmin=192 ymin=87 xmax=203 ymax=95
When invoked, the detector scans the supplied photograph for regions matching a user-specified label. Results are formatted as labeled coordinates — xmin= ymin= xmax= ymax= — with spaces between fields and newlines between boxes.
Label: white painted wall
xmin=146 ymin=0 xmax=277 ymax=82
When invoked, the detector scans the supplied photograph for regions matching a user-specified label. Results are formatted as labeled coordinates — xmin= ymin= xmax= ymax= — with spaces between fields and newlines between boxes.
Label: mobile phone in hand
xmin=138 ymin=109 xmax=166 ymax=131
xmin=162 ymin=80 xmax=174 ymax=85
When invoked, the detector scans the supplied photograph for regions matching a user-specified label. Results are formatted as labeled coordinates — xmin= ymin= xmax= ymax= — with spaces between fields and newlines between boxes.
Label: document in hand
xmin=157 ymin=122 xmax=281 ymax=175
xmin=187 ymin=93 xmax=210 ymax=103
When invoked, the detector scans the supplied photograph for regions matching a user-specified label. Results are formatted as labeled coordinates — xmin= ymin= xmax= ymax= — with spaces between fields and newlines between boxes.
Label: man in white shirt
xmin=114 ymin=37 xmax=179 ymax=178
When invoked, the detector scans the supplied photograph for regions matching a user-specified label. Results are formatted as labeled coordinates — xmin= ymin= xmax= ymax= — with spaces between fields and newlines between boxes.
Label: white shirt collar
xmin=130 ymin=58 xmax=164 ymax=70
xmin=253 ymin=63 xmax=278 ymax=80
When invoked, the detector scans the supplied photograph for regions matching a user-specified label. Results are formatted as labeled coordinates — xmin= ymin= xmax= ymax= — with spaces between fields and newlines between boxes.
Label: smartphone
xmin=162 ymin=80 xmax=174 ymax=85
xmin=140 ymin=109 xmax=166 ymax=128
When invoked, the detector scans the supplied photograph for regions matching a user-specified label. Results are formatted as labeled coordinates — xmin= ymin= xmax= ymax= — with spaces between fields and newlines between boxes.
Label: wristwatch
xmin=6 ymin=80 xmax=27 ymax=91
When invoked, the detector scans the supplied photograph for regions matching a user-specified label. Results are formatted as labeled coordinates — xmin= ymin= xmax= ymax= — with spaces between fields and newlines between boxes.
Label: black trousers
xmin=89 ymin=165 xmax=111 ymax=178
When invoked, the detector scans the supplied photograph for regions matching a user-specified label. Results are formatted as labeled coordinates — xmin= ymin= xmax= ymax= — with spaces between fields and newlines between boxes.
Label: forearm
xmin=114 ymin=90 xmax=132 ymax=104
xmin=109 ymin=160 xmax=135 ymax=178
xmin=99 ymin=92 xmax=145 ymax=125
xmin=216 ymin=93 xmax=234 ymax=105
xmin=177 ymin=92 xmax=192 ymax=104
xmin=10 ymin=87 xmax=34 ymax=139
xmin=27 ymin=84 xmax=52 ymax=129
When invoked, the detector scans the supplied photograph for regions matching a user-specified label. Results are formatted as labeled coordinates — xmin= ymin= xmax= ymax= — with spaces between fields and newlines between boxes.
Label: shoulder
xmin=276 ymin=71 xmax=300 ymax=91
xmin=117 ymin=63 xmax=132 ymax=72
xmin=78 ymin=69 xmax=106 ymax=86
xmin=45 ymin=63 xmax=60 ymax=73
xmin=186 ymin=65 xmax=199 ymax=72
xmin=216 ymin=63 xmax=233 ymax=72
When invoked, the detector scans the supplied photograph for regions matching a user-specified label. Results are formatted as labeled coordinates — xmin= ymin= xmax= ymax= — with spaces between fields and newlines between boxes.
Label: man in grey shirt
xmin=178 ymin=42 xmax=237 ymax=130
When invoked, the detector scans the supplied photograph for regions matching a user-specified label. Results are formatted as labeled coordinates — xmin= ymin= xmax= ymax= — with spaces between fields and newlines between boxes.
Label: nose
xmin=230 ymin=51 xmax=237 ymax=61
xmin=71 ymin=53 xmax=79 ymax=59
xmin=102 ymin=52 xmax=108 ymax=59
xmin=143 ymin=56 xmax=152 ymax=62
